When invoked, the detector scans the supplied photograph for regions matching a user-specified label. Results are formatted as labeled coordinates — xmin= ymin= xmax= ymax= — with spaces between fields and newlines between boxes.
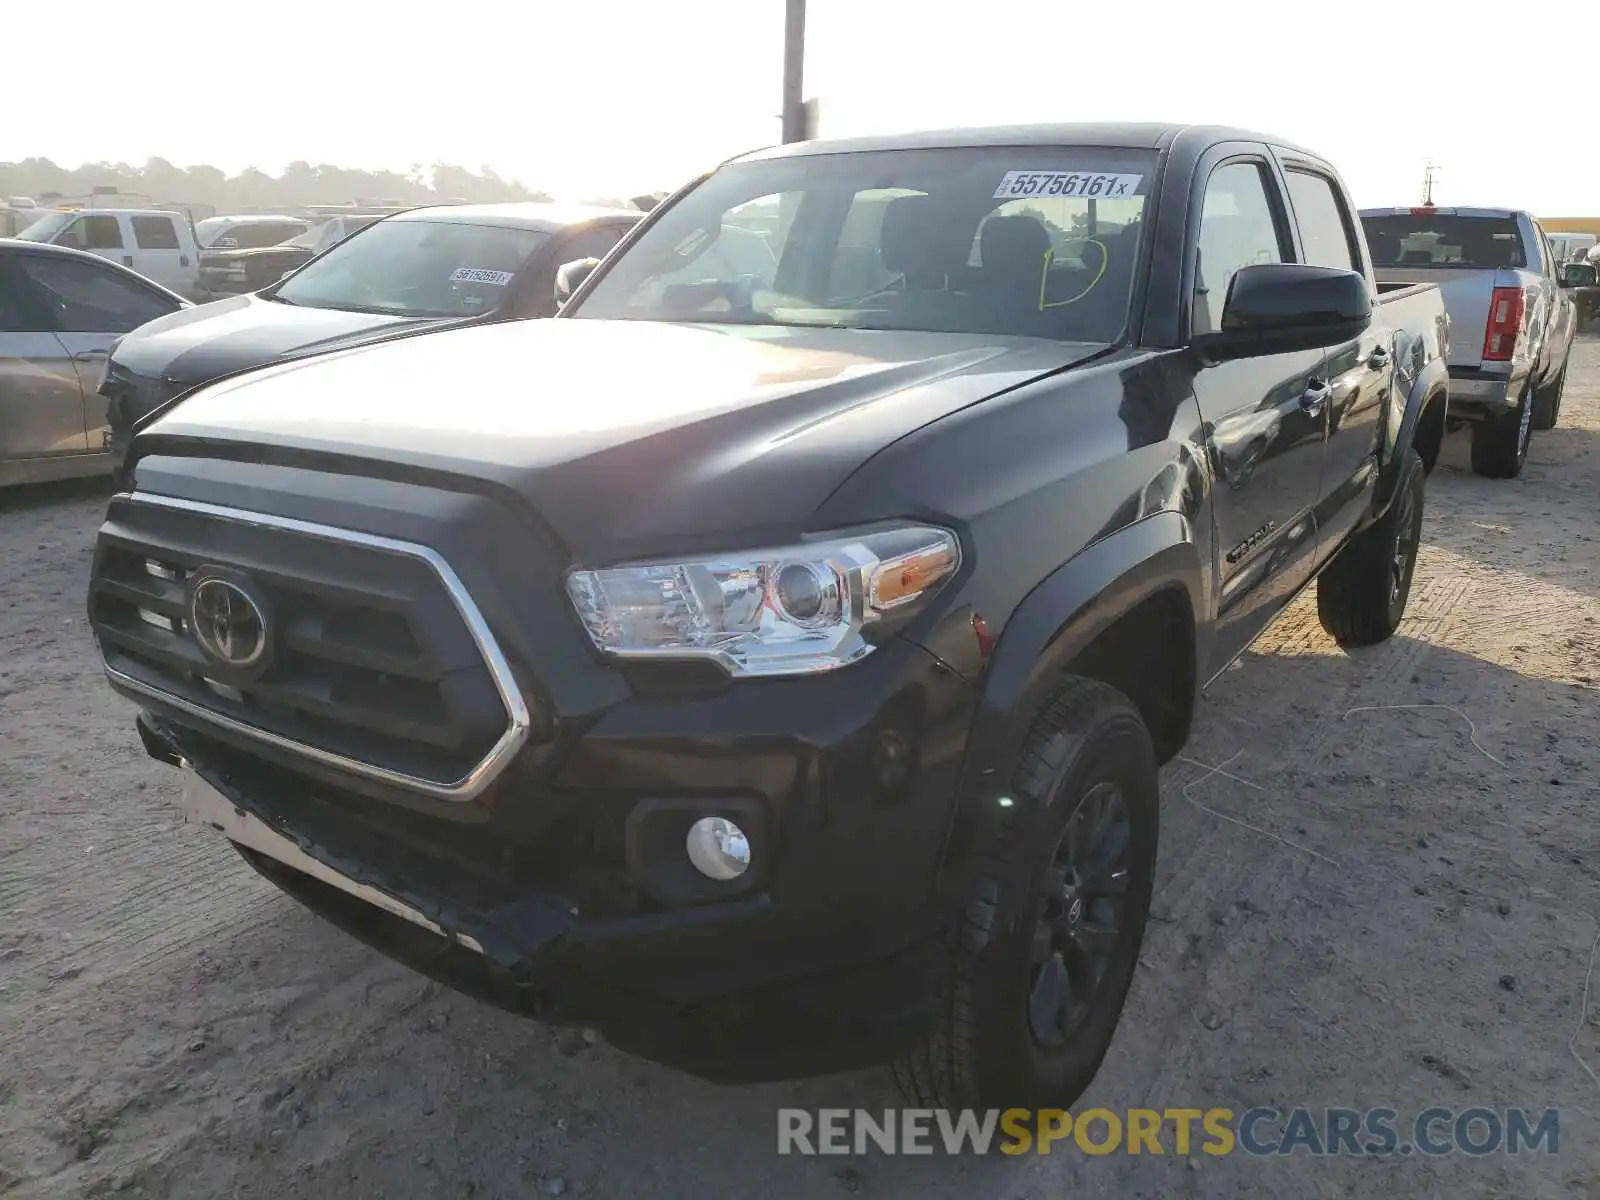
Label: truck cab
xmin=14 ymin=208 xmax=201 ymax=297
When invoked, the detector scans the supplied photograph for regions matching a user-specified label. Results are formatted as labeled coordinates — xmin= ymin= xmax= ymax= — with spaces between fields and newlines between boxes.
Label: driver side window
xmin=1193 ymin=162 xmax=1287 ymax=336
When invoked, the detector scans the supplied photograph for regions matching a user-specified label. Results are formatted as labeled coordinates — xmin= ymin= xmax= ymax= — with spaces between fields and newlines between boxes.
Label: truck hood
xmin=111 ymin=293 xmax=446 ymax=390
xmin=144 ymin=317 xmax=1106 ymax=555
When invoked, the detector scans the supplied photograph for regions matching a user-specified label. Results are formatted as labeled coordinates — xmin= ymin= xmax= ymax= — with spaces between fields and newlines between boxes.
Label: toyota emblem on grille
xmin=188 ymin=571 xmax=271 ymax=672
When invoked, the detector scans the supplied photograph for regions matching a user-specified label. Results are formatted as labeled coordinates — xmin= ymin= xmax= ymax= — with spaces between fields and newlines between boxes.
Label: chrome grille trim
xmin=102 ymin=491 xmax=532 ymax=802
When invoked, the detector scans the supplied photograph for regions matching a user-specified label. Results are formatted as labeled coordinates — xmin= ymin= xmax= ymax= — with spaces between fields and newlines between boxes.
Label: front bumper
xmin=141 ymin=624 xmax=976 ymax=1080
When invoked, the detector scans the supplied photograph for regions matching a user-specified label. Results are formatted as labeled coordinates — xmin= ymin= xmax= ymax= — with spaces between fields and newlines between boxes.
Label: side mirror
xmin=554 ymin=257 xmax=601 ymax=307
xmin=1560 ymin=263 xmax=1597 ymax=288
xmin=1193 ymin=263 xmax=1372 ymax=362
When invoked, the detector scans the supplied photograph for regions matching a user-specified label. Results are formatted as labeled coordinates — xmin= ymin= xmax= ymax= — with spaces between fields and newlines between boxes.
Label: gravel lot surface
xmin=3 ymin=336 xmax=1599 ymax=1199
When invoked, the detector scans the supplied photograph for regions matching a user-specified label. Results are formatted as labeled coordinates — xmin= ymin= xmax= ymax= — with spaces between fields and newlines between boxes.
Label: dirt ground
xmin=3 ymin=338 xmax=1599 ymax=1199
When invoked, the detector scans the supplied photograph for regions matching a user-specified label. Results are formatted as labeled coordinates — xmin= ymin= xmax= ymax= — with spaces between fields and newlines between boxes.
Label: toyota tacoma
xmin=90 ymin=123 xmax=1449 ymax=1109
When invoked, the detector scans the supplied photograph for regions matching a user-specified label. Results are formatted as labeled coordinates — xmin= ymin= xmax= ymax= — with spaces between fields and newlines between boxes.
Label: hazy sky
xmin=8 ymin=0 xmax=1597 ymax=214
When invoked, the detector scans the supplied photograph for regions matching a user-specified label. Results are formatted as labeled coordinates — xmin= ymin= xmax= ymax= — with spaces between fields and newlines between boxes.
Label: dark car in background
xmin=194 ymin=214 xmax=310 ymax=251
xmin=194 ymin=213 xmax=385 ymax=300
xmin=103 ymin=202 xmax=641 ymax=467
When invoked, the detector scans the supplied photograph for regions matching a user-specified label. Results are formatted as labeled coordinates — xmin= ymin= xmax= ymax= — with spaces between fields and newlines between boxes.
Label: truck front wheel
xmin=893 ymin=677 xmax=1158 ymax=1111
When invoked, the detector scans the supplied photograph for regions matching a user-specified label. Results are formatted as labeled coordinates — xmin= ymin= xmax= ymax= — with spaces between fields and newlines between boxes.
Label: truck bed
xmin=1374 ymin=281 xmax=1451 ymax=379
xmin=1372 ymin=265 xmax=1536 ymax=370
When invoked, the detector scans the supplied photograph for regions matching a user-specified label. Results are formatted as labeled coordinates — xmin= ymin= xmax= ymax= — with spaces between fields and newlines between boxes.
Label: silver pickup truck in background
xmin=1359 ymin=206 xmax=1577 ymax=479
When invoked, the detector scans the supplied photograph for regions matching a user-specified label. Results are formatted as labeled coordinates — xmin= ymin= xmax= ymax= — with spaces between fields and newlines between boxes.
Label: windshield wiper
xmin=261 ymin=292 xmax=298 ymax=306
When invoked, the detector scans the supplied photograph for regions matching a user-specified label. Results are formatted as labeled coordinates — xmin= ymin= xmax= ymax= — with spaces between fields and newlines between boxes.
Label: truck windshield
xmin=570 ymin=146 xmax=1156 ymax=343
xmin=269 ymin=219 xmax=550 ymax=318
xmin=1361 ymin=214 xmax=1527 ymax=269
xmin=14 ymin=211 xmax=72 ymax=243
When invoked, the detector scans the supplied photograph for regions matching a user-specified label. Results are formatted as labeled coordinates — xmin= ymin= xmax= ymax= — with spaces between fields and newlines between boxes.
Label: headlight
xmin=566 ymin=524 xmax=961 ymax=677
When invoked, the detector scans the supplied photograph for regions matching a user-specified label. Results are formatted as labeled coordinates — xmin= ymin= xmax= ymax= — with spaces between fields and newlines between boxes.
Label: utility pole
xmin=781 ymin=0 xmax=807 ymax=143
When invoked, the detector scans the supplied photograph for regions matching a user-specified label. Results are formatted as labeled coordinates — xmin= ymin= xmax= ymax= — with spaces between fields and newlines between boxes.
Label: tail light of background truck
xmin=1482 ymin=286 xmax=1526 ymax=361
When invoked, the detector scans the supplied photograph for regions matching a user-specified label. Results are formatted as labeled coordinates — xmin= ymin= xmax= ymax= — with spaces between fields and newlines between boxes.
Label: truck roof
xmin=43 ymin=207 xmax=187 ymax=218
xmin=738 ymin=121 xmax=1321 ymax=161
xmin=387 ymin=201 xmax=639 ymax=231
xmin=1359 ymin=206 xmax=1530 ymax=220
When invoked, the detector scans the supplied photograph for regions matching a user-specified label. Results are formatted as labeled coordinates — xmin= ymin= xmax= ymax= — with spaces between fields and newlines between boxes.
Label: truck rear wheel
xmin=1316 ymin=448 xmax=1425 ymax=647
xmin=892 ymin=677 xmax=1158 ymax=1111
xmin=1470 ymin=385 xmax=1533 ymax=478
xmin=1531 ymin=368 xmax=1566 ymax=432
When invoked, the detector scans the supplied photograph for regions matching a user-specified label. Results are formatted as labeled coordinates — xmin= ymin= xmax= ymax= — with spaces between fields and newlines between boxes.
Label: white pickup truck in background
xmin=13 ymin=208 xmax=201 ymax=298
xmin=1360 ymin=205 xmax=1578 ymax=479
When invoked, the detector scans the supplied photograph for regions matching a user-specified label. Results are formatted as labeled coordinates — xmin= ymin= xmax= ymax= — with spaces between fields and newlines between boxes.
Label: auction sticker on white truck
xmin=993 ymin=171 xmax=1143 ymax=200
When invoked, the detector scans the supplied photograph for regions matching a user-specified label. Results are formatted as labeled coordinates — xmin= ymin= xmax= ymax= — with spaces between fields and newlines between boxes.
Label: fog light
xmin=685 ymin=817 xmax=750 ymax=880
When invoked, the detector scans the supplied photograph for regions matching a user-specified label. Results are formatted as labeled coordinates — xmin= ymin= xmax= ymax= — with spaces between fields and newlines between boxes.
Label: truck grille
xmin=89 ymin=494 xmax=531 ymax=800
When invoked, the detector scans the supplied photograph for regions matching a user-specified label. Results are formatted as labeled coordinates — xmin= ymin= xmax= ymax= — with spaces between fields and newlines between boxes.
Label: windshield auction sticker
xmin=450 ymin=268 xmax=514 ymax=285
xmin=994 ymin=171 xmax=1143 ymax=200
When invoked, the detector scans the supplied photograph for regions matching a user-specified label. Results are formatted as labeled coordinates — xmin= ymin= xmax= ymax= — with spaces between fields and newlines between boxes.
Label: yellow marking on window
xmin=1039 ymin=238 xmax=1109 ymax=309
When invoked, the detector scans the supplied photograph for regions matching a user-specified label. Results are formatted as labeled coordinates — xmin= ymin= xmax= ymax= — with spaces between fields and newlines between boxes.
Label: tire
xmin=1316 ymin=447 xmax=1425 ymax=648
xmin=1531 ymin=367 xmax=1566 ymax=432
xmin=1469 ymin=384 xmax=1534 ymax=479
xmin=892 ymin=677 xmax=1159 ymax=1111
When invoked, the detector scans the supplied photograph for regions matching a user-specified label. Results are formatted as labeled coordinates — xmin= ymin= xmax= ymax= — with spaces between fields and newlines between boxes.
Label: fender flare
xmin=1376 ymin=352 xmax=1449 ymax=509
xmin=933 ymin=511 xmax=1204 ymax=899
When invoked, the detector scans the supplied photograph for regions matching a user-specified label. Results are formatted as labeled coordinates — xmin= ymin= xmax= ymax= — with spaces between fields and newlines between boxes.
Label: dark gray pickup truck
xmin=90 ymin=123 xmax=1448 ymax=1111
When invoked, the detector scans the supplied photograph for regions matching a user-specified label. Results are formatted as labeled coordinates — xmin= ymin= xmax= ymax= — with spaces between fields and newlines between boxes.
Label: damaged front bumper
xmin=147 ymin=715 xmax=942 ymax=1083
xmin=180 ymin=766 xmax=489 ymax=956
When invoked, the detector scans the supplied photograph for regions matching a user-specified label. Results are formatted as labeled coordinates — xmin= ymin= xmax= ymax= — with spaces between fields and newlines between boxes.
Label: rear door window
xmin=1284 ymin=171 xmax=1358 ymax=272
xmin=1360 ymin=214 xmax=1526 ymax=269
xmin=131 ymin=216 xmax=181 ymax=250
xmin=18 ymin=255 xmax=178 ymax=332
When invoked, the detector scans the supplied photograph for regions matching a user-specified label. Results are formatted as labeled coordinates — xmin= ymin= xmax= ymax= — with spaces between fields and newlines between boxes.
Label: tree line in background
xmin=0 ymin=157 xmax=638 ymax=210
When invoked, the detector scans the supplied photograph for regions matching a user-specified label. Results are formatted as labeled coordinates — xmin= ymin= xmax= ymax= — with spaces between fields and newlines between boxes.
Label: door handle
xmin=1300 ymin=379 xmax=1332 ymax=416
xmin=72 ymin=349 xmax=108 ymax=362
xmin=1367 ymin=345 xmax=1391 ymax=368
